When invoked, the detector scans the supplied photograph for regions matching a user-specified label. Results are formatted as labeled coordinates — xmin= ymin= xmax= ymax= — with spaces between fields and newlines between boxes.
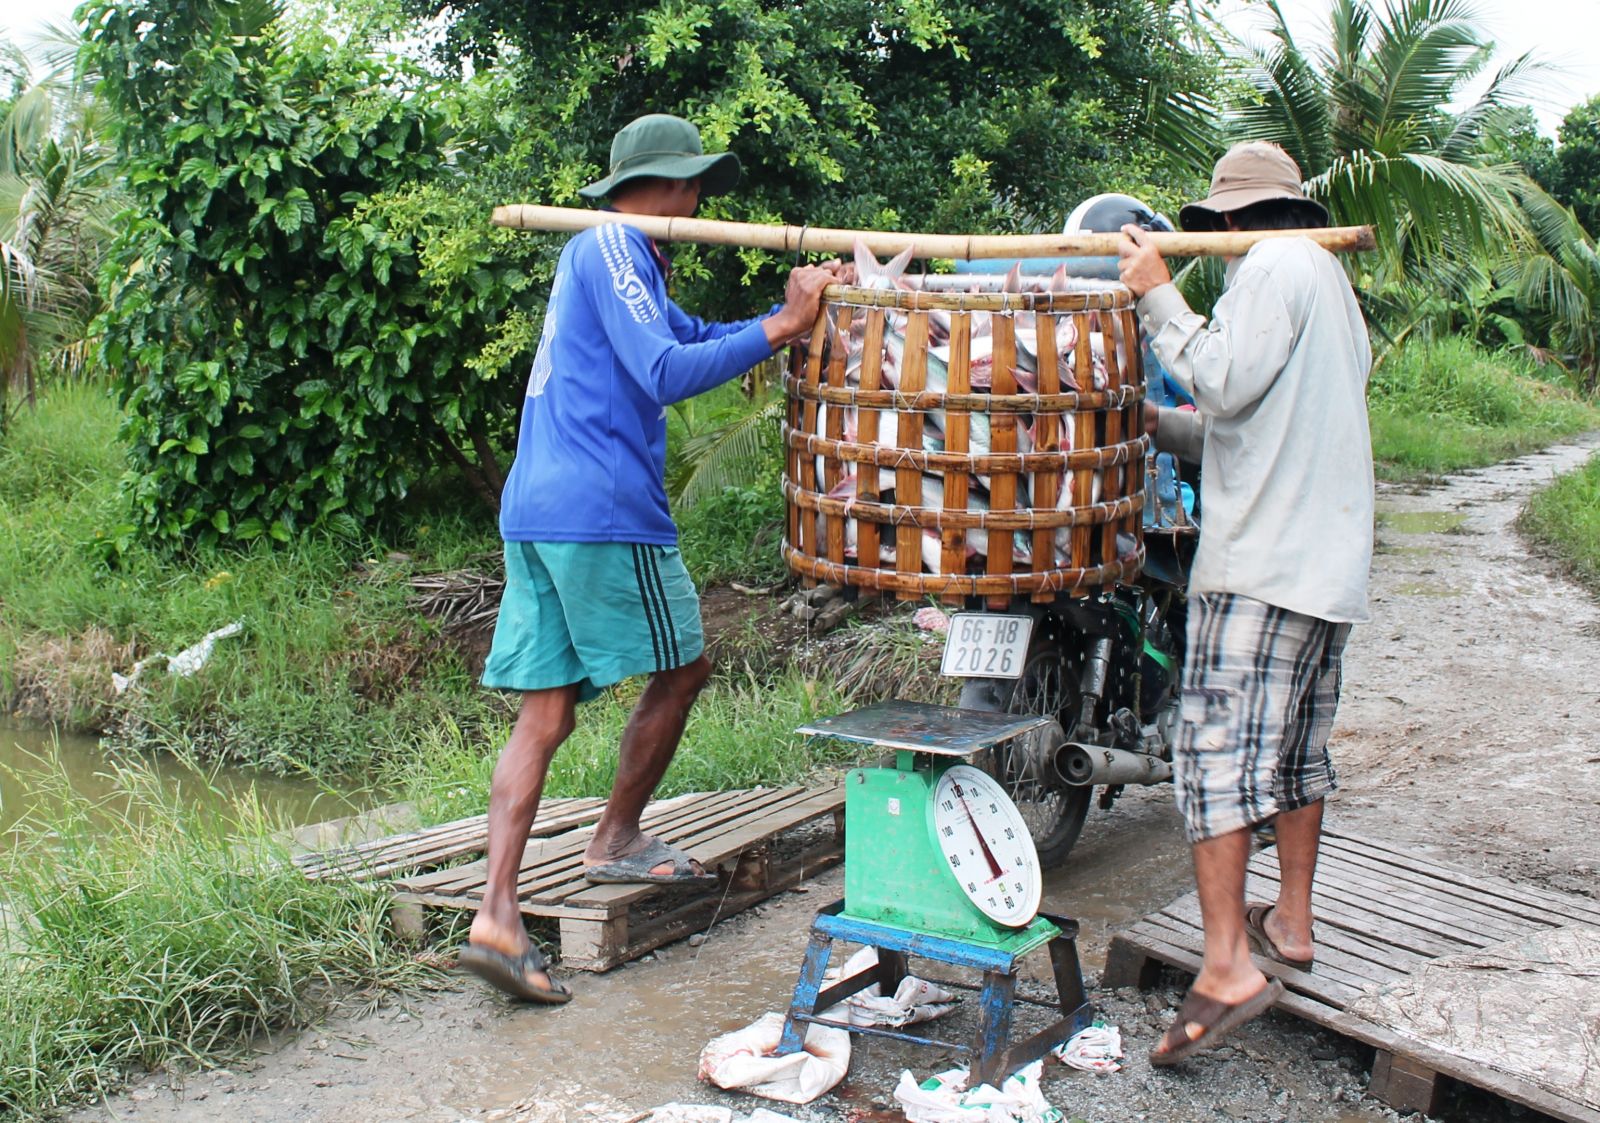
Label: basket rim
xmin=821 ymin=282 xmax=1135 ymax=313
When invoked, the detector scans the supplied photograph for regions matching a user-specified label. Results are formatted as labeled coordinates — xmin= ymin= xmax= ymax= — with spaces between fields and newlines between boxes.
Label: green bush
xmin=83 ymin=2 xmax=540 ymax=550
xmin=678 ymin=476 xmax=787 ymax=587
xmin=1367 ymin=338 xmax=1599 ymax=478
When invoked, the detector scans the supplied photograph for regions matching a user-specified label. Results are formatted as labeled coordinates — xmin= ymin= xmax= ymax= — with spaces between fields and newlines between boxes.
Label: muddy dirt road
xmin=75 ymin=436 xmax=1600 ymax=1123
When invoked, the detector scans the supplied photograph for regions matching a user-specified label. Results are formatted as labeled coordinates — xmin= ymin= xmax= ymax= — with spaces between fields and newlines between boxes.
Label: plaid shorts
xmin=1174 ymin=593 xmax=1351 ymax=842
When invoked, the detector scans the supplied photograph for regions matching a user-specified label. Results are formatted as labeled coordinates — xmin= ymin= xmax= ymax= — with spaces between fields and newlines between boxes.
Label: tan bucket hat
xmin=1178 ymin=141 xmax=1329 ymax=231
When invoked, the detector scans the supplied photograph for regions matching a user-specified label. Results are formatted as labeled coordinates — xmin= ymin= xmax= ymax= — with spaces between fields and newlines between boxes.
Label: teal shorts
xmin=482 ymin=541 xmax=704 ymax=702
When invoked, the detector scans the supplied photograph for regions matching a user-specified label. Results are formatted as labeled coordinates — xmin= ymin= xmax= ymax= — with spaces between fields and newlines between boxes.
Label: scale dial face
xmin=930 ymin=764 xmax=1042 ymax=927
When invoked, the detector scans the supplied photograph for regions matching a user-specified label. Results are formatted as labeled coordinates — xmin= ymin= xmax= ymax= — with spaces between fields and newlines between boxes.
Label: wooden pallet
xmin=1104 ymin=829 xmax=1600 ymax=1123
xmin=391 ymin=784 xmax=845 ymax=972
xmin=294 ymin=797 xmax=609 ymax=882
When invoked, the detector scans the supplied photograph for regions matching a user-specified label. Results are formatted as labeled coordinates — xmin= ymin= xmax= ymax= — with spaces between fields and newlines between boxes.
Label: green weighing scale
xmin=774 ymin=700 xmax=1092 ymax=1086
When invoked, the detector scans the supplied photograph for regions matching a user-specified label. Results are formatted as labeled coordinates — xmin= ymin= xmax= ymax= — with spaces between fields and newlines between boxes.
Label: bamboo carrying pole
xmin=492 ymin=203 xmax=1376 ymax=259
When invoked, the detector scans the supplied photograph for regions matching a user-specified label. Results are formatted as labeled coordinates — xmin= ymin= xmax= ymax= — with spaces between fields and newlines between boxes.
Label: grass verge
xmin=1518 ymin=451 xmax=1600 ymax=596
xmin=385 ymin=668 xmax=874 ymax=825
xmin=1368 ymin=338 xmax=1599 ymax=480
xmin=0 ymin=383 xmax=508 ymax=773
xmin=0 ymin=755 xmax=430 ymax=1118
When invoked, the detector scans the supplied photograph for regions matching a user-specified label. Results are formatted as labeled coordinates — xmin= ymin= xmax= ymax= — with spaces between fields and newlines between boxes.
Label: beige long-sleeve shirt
xmin=1137 ymin=236 xmax=1374 ymax=623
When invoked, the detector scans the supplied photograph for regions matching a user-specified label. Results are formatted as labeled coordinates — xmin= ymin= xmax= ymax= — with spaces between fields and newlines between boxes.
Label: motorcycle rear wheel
xmin=958 ymin=635 xmax=1093 ymax=868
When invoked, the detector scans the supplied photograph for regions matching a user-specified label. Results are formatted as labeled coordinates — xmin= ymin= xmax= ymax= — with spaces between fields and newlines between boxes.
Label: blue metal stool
xmin=775 ymin=900 xmax=1093 ymax=1086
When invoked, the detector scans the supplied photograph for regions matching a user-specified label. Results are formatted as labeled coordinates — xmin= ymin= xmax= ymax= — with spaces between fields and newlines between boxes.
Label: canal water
xmin=0 ymin=719 xmax=377 ymax=845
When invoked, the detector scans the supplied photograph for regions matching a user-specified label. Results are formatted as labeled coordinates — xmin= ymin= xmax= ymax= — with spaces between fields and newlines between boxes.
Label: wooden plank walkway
xmin=294 ymin=796 xmax=610 ymax=882
xmin=383 ymin=784 xmax=845 ymax=972
xmin=1104 ymin=828 xmax=1600 ymax=1123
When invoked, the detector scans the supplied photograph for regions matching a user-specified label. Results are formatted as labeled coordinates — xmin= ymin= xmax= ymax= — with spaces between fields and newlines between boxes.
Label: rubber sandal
xmin=1244 ymin=902 xmax=1314 ymax=970
xmin=583 ymin=835 xmax=715 ymax=885
xmin=1150 ymin=979 xmax=1284 ymax=1067
xmin=458 ymin=943 xmax=573 ymax=1005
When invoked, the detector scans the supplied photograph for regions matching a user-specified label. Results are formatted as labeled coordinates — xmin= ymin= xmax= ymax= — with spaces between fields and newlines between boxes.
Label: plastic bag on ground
xmin=644 ymin=1107 xmax=733 ymax=1123
xmin=1052 ymin=1022 xmax=1123 ymax=1073
xmin=893 ymin=1060 xmax=1062 ymax=1123
xmin=698 ymin=1011 xmax=849 ymax=1105
xmin=112 ymin=619 xmax=245 ymax=694
xmin=830 ymin=946 xmax=960 ymax=1027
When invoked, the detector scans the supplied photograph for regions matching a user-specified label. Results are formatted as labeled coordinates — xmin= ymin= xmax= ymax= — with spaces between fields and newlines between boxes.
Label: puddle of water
xmin=0 ymin=719 xmax=377 ymax=848
xmin=1375 ymin=510 xmax=1468 ymax=534
xmin=1393 ymin=582 xmax=1461 ymax=597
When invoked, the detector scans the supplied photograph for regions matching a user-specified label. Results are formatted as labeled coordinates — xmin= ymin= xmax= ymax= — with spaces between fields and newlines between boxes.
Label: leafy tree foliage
xmin=82 ymin=1 xmax=538 ymax=548
xmin=1553 ymin=94 xmax=1600 ymax=238
xmin=405 ymin=0 xmax=1210 ymax=318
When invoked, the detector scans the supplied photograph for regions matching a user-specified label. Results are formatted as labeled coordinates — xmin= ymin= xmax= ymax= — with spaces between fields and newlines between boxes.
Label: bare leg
xmin=1153 ymin=826 xmax=1270 ymax=1056
xmin=1262 ymin=799 xmax=1322 ymax=962
xmin=584 ymin=655 xmax=713 ymax=874
xmin=468 ymin=685 xmax=578 ymax=986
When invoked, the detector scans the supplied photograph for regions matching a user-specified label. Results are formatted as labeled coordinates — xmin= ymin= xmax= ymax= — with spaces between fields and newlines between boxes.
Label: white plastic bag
xmin=1053 ymin=1023 xmax=1123 ymax=1073
xmin=112 ymin=619 xmax=245 ymax=694
xmin=698 ymin=1012 xmax=850 ymax=1105
xmin=831 ymin=946 xmax=960 ymax=1028
xmin=893 ymin=1060 xmax=1062 ymax=1123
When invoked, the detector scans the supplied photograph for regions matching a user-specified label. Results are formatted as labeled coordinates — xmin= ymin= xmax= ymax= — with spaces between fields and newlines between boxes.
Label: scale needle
xmin=954 ymin=786 xmax=1005 ymax=881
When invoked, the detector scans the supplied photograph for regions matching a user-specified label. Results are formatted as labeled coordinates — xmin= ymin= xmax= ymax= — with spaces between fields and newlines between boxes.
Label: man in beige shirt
xmin=1117 ymin=142 xmax=1374 ymax=1065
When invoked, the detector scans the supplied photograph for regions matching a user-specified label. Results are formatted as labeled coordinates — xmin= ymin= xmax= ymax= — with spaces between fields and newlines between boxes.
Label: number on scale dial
xmin=930 ymin=764 xmax=1042 ymax=927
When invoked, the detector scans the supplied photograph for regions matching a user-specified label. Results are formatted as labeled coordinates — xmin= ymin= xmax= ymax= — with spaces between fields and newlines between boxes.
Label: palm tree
xmin=0 ymin=26 xmax=120 ymax=416
xmin=1216 ymin=0 xmax=1545 ymax=293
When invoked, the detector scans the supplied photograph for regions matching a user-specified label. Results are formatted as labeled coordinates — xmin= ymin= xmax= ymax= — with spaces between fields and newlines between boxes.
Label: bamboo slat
xmin=1100 ymin=314 xmax=1125 ymax=590
xmin=1072 ymin=328 xmax=1096 ymax=575
xmin=492 ymin=204 xmax=1377 ymax=260
xmin=798 ymin=313 xmax=827 ymax=566
xmin=1032 ymin=314 xmax=1062 ymax=604
xmin=824 ymin=304 xmax=850 ymax=569
xmin=855 ymin=308 xmax=886 ymax=591
xmin=987 ymin=315 xmax=1019 ymax=609
xmin=940 ymin=313 xmax=973 ymax=602
xmin=895 ymin=312 xmax=930 ymax=596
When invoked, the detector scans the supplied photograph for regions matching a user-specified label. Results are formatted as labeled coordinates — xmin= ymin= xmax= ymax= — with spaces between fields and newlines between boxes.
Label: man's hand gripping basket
xmin=783 ymin=276 xmax=1147 ymax=606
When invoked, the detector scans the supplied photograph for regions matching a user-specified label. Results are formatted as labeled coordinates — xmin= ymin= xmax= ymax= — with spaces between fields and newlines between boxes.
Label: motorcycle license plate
xmin=940 ymin=613 xmax=1033 ymax=679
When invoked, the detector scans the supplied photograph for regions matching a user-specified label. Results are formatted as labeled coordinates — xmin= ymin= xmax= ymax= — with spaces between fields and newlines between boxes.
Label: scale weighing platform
xmin=774 ymin=700 xmax=1093 ymax=1086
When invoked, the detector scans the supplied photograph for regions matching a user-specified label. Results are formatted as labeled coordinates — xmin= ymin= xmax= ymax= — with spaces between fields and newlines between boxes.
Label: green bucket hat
xmin=578 ymin=114 xmax=742 ymax=200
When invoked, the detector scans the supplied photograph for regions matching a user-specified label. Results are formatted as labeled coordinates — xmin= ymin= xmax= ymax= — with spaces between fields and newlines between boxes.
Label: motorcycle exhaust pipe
xmin=1058 ymin=743 xmax=1173 ymax=786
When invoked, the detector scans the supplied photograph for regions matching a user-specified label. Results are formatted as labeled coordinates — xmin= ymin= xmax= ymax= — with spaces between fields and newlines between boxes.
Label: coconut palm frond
xmin=1308 ymin=151 xmax=1533 ymax=270
xmin=1142 ymin=87 xmax=1221 ymax=179
xmin=1439 ymin=51 xmax=1547 ymax=162
xmin=1229 ymin=35 xmax=1333 ymax=176
xmin=671 ymin=399 xmax=782 ymax=510
xmin=1366 ymin=0 xmax=1489 ymax=131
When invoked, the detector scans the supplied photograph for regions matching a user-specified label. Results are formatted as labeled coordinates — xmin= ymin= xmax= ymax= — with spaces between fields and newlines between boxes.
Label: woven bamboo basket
xmin=783 ymin=278 xmax=1146 ymax=605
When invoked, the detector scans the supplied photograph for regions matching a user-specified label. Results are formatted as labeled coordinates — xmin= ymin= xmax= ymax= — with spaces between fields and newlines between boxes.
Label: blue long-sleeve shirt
xmin=499 ymin=221 xmax=777 ymax=544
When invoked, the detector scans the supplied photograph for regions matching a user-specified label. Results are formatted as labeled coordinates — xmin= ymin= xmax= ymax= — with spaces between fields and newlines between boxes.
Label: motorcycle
xmin=947 ymin=445 xmax=1198 ymax=867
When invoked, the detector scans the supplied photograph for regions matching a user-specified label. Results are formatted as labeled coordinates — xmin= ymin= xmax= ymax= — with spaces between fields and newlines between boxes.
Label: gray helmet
xmin=1065 ymin=193 xmax=1175 ymax=236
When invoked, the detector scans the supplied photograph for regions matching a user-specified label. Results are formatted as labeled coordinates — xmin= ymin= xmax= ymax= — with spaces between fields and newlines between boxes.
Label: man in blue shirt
xmin=460 ymin=114 xmax=843 ymax=1003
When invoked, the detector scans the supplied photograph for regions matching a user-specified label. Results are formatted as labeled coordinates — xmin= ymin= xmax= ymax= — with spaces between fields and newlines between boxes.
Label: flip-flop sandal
xmin=1244 ymin=902 xmax=1314 ymax=970
xmin=1150 ymin=978 xmax=1284 ymax=1067
xmin=458 ymin=943 xmax=573 ymax=1005
xmin=583 ymin=835 xmax=716 ymax=885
